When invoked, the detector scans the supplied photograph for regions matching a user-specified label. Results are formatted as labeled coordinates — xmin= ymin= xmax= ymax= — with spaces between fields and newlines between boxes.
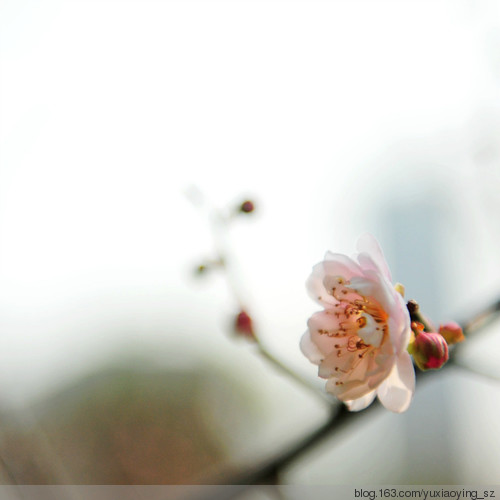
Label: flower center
xmin=317 ymin=275 xmax=390 ymax=384
xmin=326 ymin=276 xmax=388 ymax=340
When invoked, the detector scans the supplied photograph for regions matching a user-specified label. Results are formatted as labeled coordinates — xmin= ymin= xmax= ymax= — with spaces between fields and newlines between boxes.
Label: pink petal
xmin=326 ymin=378 xmax=371 ymax=401
xmin=299 ymin=330 xmax=324 ymax=364
xmin=355 ymin=314 xmax=383 ymax=348
xmin=323 ymin=252 xmax=364 ymax=280
xmin=323 ymin=275 xmax=363 ymax=304
xmin=346 ymin=355 xmax=373 ymax=383
xmin=306 ymin=262 xmax=339 ymax=307
xmin=354 ymin=271 xmax=408 ymax=355
xmin=356 ymin=233 xmax=392 ymax=282
xmin=345 ymin=390 xmax=377 ymax=412
xmin=376 ymin=351 xmax=415 ymax=413
xmin=351 ymin=271 xmax=396 ymax=321
xmin=319 ymin=349 xmax=359 ymax=378
xmin=306 ymin=254 xmax=364 ymax=307
xmin=386 ymin=294 xmax=411 ymax=354
xmin=307 ymin=311 xmax=345 ymax=357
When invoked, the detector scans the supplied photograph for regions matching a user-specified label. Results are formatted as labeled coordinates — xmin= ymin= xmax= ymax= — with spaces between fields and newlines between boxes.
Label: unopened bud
xmin=408 ymin=331 xmax=449 ymax=371
xmin=439 ymin=322 xmax=465 ymax=345
xmin=239 ymin=200 xmax=255 ymax=214
xmin=235 ymin=310 xmax=256 ymax=340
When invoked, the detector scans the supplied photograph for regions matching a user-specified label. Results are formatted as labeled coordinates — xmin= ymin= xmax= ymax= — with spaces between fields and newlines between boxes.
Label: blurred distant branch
xmin=188 ymin=187 xmax=332 ymax=405
xmin=460 ymin=299 xmax=500 ymax=338
xmin=445 ymin=297 xmax=500 ymax=383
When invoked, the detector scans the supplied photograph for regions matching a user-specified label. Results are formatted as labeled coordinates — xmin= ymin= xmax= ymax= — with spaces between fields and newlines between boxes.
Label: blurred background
xmin=0 ymin=0 xmax=500 ymax=485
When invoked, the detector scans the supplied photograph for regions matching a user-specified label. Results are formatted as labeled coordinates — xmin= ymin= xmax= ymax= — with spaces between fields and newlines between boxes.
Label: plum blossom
xmin=301 ymin=234 xmax=415 ymax=413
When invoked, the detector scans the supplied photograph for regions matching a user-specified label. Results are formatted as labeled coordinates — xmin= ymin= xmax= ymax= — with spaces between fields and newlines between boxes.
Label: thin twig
xmin=0 ymin=451 xmax=19 ymax=485
xmin=193 ymin=190 xmax=330 ymax=405
xmin=257 ymin=344 xmax=333 ymax=405
xmin=461 ymin=299 xmax=500 ymax=337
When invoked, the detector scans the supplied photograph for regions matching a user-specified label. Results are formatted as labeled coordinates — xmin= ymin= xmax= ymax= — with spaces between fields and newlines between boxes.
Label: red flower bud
xmin=239 ymin=200 xmax=255 ymax=214
xmin=234 ymin=310 xmax=256 ymax=340
xmin=409 ymin=331 xmax=449 ymax=371
xmin=439 ymin=322 xmax=465 ymax=345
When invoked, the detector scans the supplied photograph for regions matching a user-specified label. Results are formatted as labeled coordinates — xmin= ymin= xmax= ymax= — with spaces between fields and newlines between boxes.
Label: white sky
xmin=1 ymin=0 xmax=500 ymax=419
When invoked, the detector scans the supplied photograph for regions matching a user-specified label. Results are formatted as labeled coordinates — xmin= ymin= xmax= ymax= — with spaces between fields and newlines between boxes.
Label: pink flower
xmin=301 ymin=234 xmax=415 ymax=413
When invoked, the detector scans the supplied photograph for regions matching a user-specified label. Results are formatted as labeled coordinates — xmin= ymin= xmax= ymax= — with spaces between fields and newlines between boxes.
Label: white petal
xmin=306 ymin=254 xmax=364 ymax=307
xmin=300 ymin=330 xmax=324 ymax=365
xmin=307 ymin=311 xmax=343 ymax=357
xmin=345 ymin=390 xmax=377 ymax=412
xmin=323 ymin=251 xmax=364 ymax=280
xmin=376 ymin=352 xmax=415 ymax=413
xmin=306 ymin=262 xmax=338 ymax=307
xmin=319 ymin=350 xmax=358 ymax=378
xmin=388 ymin=316 xmax=411 ymax=355
xmin=325 ymin=378 xmax=368 ymax=400
xmin=356 ymin=233 xmax=392 ymax=282
xmin=386 ymin=290 xmax=412 ymax=353
xmin=348 ymin=272 xmax=396 ymax=322
xmin=352 ymin=271 xmax=410 ymax=355
xmin=356 ymin=313 xmax=383 ymax=348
